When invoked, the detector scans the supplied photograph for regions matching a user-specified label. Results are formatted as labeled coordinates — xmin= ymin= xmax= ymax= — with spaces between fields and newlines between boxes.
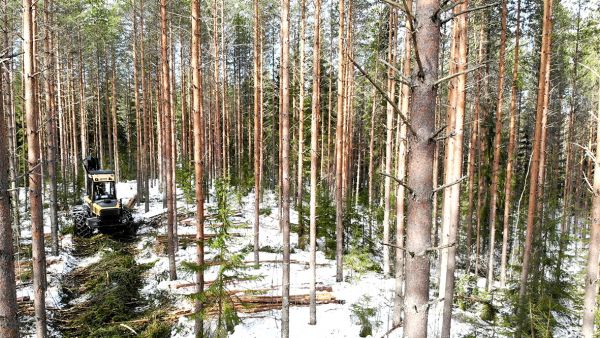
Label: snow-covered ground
xmin=13 ymin=180 xmax=582 ymax=337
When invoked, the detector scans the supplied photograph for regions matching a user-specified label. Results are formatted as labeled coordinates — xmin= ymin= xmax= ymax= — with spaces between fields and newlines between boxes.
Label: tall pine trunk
xmin=309 ymin=0 xmax=321 ymax=324
xmin=191 ymin=0 xmax=205 ymax=335
xmin=582 ymin=76 xmax=600 ymax=338
xmin=334 ymin=0 xmax=345 ymax=283
xmin=160 ymin=0 xmax=177 ymax=281
xmin=382 ymin=8 xmax=398 ymax=278
xmin=486 ymin=0 xmax=508 ymax=291
xmin=392 ymin=6 xmax=411 ymax=325
xmin=280 ymin=0 xmax=291 ymax=335
xmin=253 ymin=0 xmax=263 ymax=267
xmin=404 ymin=0 xmax=440 ymax=336
xmin=296 ymin=0 xmax=306 ymax=249
xmin=43 ymin=0 xmax=59 ymax=256
xmin=518 ymin=0 xmax=553 ymax=310
xmin=439 ymin=0 xmax=468 ymax=335
xmin=500 ymin=0 xmax=521 ymax=287
xmin=0 ymin=45 xmax=19 ymax=338
xmin=24 ymin=0 xmax=48 ymax=334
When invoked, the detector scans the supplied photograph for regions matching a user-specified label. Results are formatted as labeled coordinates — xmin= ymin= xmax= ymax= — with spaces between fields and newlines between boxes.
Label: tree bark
xmin=296 ymin=0 xmax=306 ymax=250
xmin=191 ymin=0 xmax=205 ymax=335
xmin=518 ymin=0 xmax=552 ymax=309
xmin=404 ymin=0 xmax=440 ymax=336
xmin=0 ymin=40 xmax=19 ymax=338
xmin=253 ymin=0 xmax=263 ymax=267
xmin=160 ymin=0 xmax=177 ymax=281
xmin=280 ymin=0 xmax=291 ymax=336
xmin=43 ymin=0 xmax=59 ymax=256
xmin=383 ymin=8 xmax=398 ymax=278
xmin=582 ymin=78 xmax=600 ymax=338
xmin=309 ymin=0 xmax=321 ymax=325
xmin=438 ymin=1 xmax=468 ymax=336
xmin=499 ymin=0 xmax=520 ymax=287
xmin=392 ymin=3 xmax=411 ymax=326
xmin=562 ymin=5 xmax=581 ymax=236
xmin=24 ymin=0 xmax=48 ymax=334
xmin=139 ymin=0 xmax=150 ymax=213
xmin=486 ymin=0 xmax=508 ymax=291
xmin=111 ymin=56 xmax=120 ymax=182
xmin=334 ymin=0 xmax=345 ymax=283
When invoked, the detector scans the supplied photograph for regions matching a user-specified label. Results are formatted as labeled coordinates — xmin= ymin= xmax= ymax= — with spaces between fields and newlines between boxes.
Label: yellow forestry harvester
xmin=70 ymin=156 xmax=134 ymax=237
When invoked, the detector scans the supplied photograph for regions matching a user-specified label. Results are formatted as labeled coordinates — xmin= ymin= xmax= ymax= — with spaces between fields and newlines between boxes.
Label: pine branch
xmin=379 ymin=172 xmax=413 ymax=194
xmin=349 ymin=55 xmax=416 ymax=136
xmin=433 ymin=63 xmax=487 ymax=87
xmin=440 ymin=2 xmax=500 ymax=25
xmin=379 ymin=58 xmax=413 ymax=87
xmin=431 ymin=175 xmax=468 ymax=197
xmin=430 ymin=124 xmax=447 ymax=140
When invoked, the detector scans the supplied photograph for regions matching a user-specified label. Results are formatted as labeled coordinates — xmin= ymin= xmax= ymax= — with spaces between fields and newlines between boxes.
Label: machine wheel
xmin=120 ymin=209 xmax=136 ymax=236
xmin=72 ymin=207 xmax=93 ymax=238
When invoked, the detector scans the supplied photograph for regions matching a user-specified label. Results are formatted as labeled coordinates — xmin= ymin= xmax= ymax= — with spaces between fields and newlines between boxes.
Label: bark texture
xmin=403 ymin=0 xmax=440 ymax=336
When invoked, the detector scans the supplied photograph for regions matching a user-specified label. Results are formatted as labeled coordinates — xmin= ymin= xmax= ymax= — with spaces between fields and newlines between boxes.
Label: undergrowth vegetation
xmin=58 ymin=235 xmax=173 ymax=337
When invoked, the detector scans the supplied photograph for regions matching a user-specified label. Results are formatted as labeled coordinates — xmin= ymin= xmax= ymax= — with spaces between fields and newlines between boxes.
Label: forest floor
xmin=12 ymin=180 xmax=583 ymax=337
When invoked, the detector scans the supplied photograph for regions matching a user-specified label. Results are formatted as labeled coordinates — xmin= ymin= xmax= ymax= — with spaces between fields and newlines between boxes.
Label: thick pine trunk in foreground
xmin=24 ymin=0 xmax=48 ymax=335
xmin=404 ymin=0 xmax=440 ymax=336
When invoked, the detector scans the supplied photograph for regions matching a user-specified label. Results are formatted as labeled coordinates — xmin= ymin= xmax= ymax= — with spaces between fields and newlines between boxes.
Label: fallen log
xmin=171 ymin=292 xmax=343 ymax=317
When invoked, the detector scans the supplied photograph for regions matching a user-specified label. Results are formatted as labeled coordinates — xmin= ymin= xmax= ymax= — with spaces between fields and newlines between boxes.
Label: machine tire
xmin=72 ymin=207 xmax=93 ymax=238
xmin=120 ymin=208 xmax=136 ymax=236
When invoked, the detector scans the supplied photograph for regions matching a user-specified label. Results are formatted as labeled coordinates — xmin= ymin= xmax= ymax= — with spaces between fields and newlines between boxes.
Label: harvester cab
xmin=71 ymin=156 xmax=134 ymax=237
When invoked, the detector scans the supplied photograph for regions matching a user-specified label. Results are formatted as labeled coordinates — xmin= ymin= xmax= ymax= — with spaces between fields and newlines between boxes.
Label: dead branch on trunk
xmin=431 ymin=175 xmax=468 ymax=197
xmin=349 ymin=56 xmax=416 ymax=136
xmin=433 ymin=63 xmax=487 ymax=87
xmin=440 ymin=2 xmax=500 ymax=25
